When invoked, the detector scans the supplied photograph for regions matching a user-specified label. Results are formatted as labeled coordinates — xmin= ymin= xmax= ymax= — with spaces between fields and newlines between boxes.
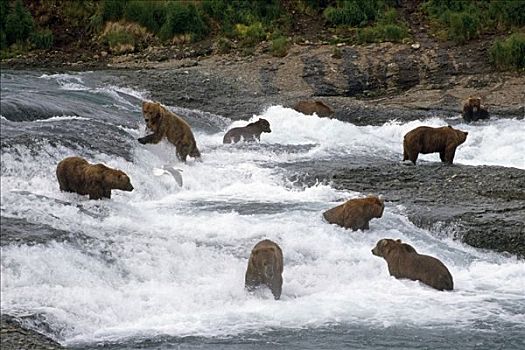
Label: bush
xmin=215 ymin=36 xmax=233 ymax=54
xmin=447 ymin=11 xmax=479 ymax=43
xmin=324 ymin=0 xmax=383 ymax=27
xmin=356 ymin=7 xmax=409 ymax=43
xmin=4 ymin=0 xmax=34 ymax=45
xmin=124 ymin=0 xmax=166 ymax=34
xmin=30 ymin=28 xmax=53 ymax=49
xmin=159 ymin=2 xmax=208 ymax=41
xmin=100 ymin=21 xmax=150 ymax=54
xmin=101 ymin=0 xmax=126 ymax=22
xmin=489 ymin=33 xmax=525 ymax=70
xmin=235 ymin=22 xmax=266 ymax=47
xmin=270 ymin=35 xmax=288 ymax=57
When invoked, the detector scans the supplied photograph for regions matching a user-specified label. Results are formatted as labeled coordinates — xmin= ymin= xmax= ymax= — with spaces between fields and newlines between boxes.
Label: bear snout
xmin=125 ymin=183 xmax=134 ymax=191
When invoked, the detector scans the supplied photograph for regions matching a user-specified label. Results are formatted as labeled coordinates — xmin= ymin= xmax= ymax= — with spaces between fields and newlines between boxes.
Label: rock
xmin=411 ymin=43 xmax=421 ymax=49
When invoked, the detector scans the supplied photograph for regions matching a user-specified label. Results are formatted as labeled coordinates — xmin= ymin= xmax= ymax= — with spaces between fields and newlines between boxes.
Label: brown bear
xmin=323 ymin=195 xmax=384 ymax=231
xmin=403 ymin=125 xmax=468 ymax=165
xmin=223 ymin=118 xmax=271 ymax=144
xmin=245 ymin=239 xmax=283 ymax=300
xmin=462 ymin=96 xmax=489 ymax=122
xmin=372 ymin=238 xmax=454 ymax=291
xmin=138 ymin=101 xmax=201 ymax=162
xmin=56 ymin=156 xmax=134 ymax=200
xmin=293 ymin=100 xmax=334 ymax=118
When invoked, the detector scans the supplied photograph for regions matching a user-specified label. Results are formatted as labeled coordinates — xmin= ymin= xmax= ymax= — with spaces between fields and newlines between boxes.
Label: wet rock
xmin=0 ymin=315 xmax=63 ymax=350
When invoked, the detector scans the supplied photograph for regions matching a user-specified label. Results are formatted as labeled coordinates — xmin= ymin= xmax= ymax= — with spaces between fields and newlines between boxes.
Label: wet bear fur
xmin=56 ymin=156 xmax=133 ymax=200
xmin=223 ymin=118 xmax=271 ymax=144
xmin=462 ymin=96 xmax=489 ymax=122
xmin=245 ymin=239 xmax=284 ymax=300
xmin=323 ymin=195 xmax=384 ymax=231
xmin=403 ymin=125 xmax=468 ymax=165
xmin=372 ymin=238 xmax=454 ymax=291
xmin=138 ymin=101 xmax=201 ymax=162
xmin=293 ymin=100 xmax=334 ymax=118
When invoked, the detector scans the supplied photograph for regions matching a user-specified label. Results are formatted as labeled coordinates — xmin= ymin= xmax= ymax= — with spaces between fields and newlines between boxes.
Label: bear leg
xmin=409 ymin=152 xmax=418 ymax=165
xmin=444 ymin=147 xmax=456 ymax=164
xmin=439 ymin=151 xmax=446 ymax=163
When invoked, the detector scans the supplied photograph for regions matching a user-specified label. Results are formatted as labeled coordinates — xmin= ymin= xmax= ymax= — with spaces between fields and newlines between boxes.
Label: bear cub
xmin=56 ymin=156 xmax=133 ymax=200
xmin=372 ymin=238 xmax=454 ymax=291
xmin=223 ymin=118 xmax=271 ymax=144
xmin=245 ymin=239 xmax=284 ymax=300
xmin=462 ymin=96 xmax=489 ymax=122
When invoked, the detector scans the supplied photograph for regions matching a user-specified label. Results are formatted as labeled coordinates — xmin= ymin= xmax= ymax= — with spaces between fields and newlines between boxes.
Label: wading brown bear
xmin=403 ymin=125 xmax=468 ymax=165
xmin=372 ymin=238 xmax=454 ymax=291
xmin=293 ymin=100 xmax=334 ymax=118
xmin=223 ymin=118 xmax=271 ymax=144
xmin=462 ymin=96 xmax=489 ymax=122
xmin=56 ymin=156 xmax=133 ymax=200
xmin=323 ymin=195 xmax=384 ymax=231
xmin=245 ymin=239 xmax=283 ymax=300
xmin=138 ymin=101 xmax=201 ymax=162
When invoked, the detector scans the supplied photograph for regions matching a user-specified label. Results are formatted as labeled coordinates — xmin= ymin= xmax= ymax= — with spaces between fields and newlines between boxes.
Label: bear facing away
xmin=138 ymin=101 xmax=201 ymax=162
xmin=462 ymin=96 xmax=489 ymax=122
xmin=245 ymin=239 xmax=283 ymax=300
xmin=323 ymin=195 xmax=384 ymax=231
xmin=403 ymin=125 xmax=468 ymax=165
xmin=223 ymin=118 xmax=271 ymax=144
xmin=293 ymin=100 xmax=334 ymax=118
xmin=372 ymin=238 xmax=454 ymax=291
xmin=56 ymin=156 xmax=133 ymax=200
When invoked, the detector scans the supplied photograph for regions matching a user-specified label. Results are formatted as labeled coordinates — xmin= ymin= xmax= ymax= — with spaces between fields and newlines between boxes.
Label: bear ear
xmin=447 ymin=125 xmax=452 ymax=128
xmin=396 ymin=239 xmax=402 ymax=243
xmin=464 ymin=131 xmax=468 ymax=136
xmin=378 ymin=194 xmax=385 ymax=203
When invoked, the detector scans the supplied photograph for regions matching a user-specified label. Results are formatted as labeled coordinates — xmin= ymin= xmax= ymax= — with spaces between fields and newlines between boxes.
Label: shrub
xmin=100 ymin=21 xmax=150 ymax=54
xmin=270 ymin=35 xmax=288 ymax=57
xmin=4 ymin=0 xmax=34 ymax=45
xmin=324 ymin=0 xmax=383 ymax=27
xmin=124 ymin=0 xmax=167 ymax=34
xmin=447 ymin=11 xmax=479 ymax=43
xmin=235 ymin=22 xmax=266 ymax=47
xmin=215 ymin=36 xmax=233 ymax=54
xmin=30 ymin=28 xmax=53 ymax=49
xmin=489 ymin=33 xmax=525 ymax=70
xmin=159 ymin=2 xmax=208 ymax=42
xmin=101 ymin=0 xmax=126 ymax=22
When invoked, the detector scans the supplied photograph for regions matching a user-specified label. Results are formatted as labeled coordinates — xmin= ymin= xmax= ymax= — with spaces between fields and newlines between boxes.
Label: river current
xmin=1 ymin=71 xmax=524 ymax=349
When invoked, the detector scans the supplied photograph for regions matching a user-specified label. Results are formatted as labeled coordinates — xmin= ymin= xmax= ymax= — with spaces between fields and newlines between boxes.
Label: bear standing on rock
xmin=372 ymin=238 xmax=454 ymax=291
xmin=56 ymin=156 xmax=134 ymax=200
xmin=462 ymin=96 xmax=489 ymax=122
xmin=323 ymin=195 xmax=384 ymax=231
xmin=403 ymin=125 xmax=468 ymax=165
xmin=223 ymin=118 xmax=271 ymax=144
xmin=245 ymin=239 xmax=283 ymax=300
xmin=138 ymin=101 xmax=201 ymax=162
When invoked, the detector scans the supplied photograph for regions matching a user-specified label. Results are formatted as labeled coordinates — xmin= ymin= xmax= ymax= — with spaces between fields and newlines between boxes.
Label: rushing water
xmin=1 ymin=71 xmax=524 ymax=349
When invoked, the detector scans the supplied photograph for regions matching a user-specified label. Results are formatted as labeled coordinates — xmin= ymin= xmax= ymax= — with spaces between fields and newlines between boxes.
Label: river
xmin=1 ymin=70 xmax=524 ymax=349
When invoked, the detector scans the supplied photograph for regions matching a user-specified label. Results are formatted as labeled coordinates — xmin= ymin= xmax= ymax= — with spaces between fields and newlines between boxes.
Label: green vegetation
xmin=270 ymin=34 xmax=289 ymax=57
xmin=489 ymin=33 xmax=525 ymax=70
xmin=356 ymin=8 xmax=409 ymax=43
xmin=323 ymin=0 xmax=384 ymax=27
xmin=422 ymin=0 xmax=525 ymax=43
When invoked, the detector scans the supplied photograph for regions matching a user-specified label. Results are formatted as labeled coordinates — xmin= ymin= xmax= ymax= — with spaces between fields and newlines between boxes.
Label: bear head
xmin=372 ymin=238 xmax=416 ymax=257
xmin=449 ymin=126 xmax=468 ymax=145
xmin=366 ymin=195 xmax=385 ymax=218
xmin=104 ymin=169 xmax=134 ymax=192
xmin=251 ymin=245 xmax=279 ymax=281
xmin=255 ymin=118 xmax=271 ymax=133
xmin=467 ymin=97 xmax=481 ymax=112
xmin=142 ymin=101 xmax=163 ymax=132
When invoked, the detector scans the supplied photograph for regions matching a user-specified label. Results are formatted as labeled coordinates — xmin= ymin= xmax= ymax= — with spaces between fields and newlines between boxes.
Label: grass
xmin=489 ymin=33 xmax=525 ymax=71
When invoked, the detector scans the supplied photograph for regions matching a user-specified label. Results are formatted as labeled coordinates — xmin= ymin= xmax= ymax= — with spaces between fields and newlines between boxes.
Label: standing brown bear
xmin=323 ymin=195 xmax=384 ymax=231
xmin=293 ymin=100 xmax=334 ymax=118
xmin=245 ymin=239 xmax=283 ymax=300
xmin=372 ymin=238 xmax=454 ymax=291
xmin=223 ymin=118 xmax=271 ymax=144
xmin=462 ymin=96 xmax=489 ymax=122
xmin=138 ymin=101 xmax=201 ymax=162
xmin=56 ymin=156 xmax=134 ymax=200
xmin=403 ymin=125 xmax=468 ymax=165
